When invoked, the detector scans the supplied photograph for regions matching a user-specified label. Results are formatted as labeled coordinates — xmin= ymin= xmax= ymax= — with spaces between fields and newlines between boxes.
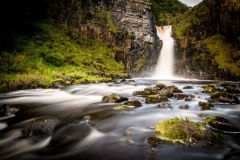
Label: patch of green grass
xmin=0 ymin=21 xmax=127 ymax=92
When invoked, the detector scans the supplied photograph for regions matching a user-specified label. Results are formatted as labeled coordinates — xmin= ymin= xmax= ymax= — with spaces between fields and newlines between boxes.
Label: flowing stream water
xmin=0 ymin=27 xmax=240 ymax=160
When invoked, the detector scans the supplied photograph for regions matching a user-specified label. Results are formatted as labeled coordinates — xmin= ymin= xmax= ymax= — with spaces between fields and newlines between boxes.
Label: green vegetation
xmin=155 ymin=118 xmax=222 ymax=144
xmin=150 ymin=0 xmax=189 ymax=25
xmin=0 ymin=21 xmax=127 ymax=92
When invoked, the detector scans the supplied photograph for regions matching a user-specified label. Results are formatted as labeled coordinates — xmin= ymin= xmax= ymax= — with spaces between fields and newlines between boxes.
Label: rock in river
xmin=210 ymin=92 xmax=239 ymax=104
xmin=102 ymin=93 xmax=128 ymax=103
xmin=198 ymin=101 xmax=214 ymax=110
xmin=124 ymin=100 xmax=142 ymax=107
xmin=145 ymin=95 xmax=168 ymax=104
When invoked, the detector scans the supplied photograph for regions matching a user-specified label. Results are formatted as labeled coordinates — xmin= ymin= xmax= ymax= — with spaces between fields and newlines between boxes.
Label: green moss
xmin=155 ymin=118 xmax=222 ymax=145
xmin=145 ymin=95 xmax=168 ymax=103
xmin=114 ymin=106 xmax=127 ymax=111
xmin=0 ymin=21 xmax=126 ymax=92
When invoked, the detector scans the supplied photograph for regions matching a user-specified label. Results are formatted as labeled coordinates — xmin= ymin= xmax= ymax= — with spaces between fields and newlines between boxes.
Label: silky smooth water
xmin=0 ymin=79 xmax=240 ymax=160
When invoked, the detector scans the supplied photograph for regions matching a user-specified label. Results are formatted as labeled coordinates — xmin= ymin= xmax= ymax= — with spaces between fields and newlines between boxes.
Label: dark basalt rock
xmin=210 ymin=92 xmax=240 ymax=104
xmin=124 ymin=100 xmax=142 ymax=107
xmin=179 ymin=104 xmax=190 ymax=110
xmin=183 ymin=86 xmax=193 ymax=89
xmin=199 ymin=101 xmax=214 ymax=110
xmin=145 ymin=95 xmax=168 ymax=104
xmin=156 ymin=103 xmax=172 ymax=109
xmin=102 ymin=93 xmax=128 ymax=103
xmin=203 ymin=116 xmax=240 ymax=133
xmin=143 ymin=87 xmax=159 ymax=95
xmin=223 ymin=86 xmax=240 ymax=94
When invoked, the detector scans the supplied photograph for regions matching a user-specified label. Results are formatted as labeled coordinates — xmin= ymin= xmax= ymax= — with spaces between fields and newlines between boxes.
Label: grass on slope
xmin=150 ymin=0 xmax=189 ymax=25
xmin=0 ymin=21 xmax=127 ymax=92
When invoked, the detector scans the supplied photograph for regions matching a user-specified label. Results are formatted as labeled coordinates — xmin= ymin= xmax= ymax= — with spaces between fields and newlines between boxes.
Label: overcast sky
xmin=179 ymin=0 xmax=203 ymax=7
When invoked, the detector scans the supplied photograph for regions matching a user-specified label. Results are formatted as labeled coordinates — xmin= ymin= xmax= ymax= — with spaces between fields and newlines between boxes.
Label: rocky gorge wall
xmin=48 ymin=0 xmax=161 ymax=74
xmin=173 ymin=0 xmax=240 ymax=80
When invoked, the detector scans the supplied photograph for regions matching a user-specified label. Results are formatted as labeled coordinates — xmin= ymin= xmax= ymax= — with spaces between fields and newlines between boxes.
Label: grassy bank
xmin=0 ymin=21 xmax=127 ymax=92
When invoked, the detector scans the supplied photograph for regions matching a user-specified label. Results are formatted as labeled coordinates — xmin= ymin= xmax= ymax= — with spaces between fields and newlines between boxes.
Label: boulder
xmin=133 ymin=91 xmax=146 ymax=96
xmin=102 ymin=93 xmax=128 ymax=103
xmin=155 ymin=82 xmax=166 ymax=90
xmin=0 ymin=104 xmax=19 ymax=116
xmin=183 ymin=86 xmax=193 ymax=89
xmin=159 ymin=86 xmax=183 ymax=98
xmin=145 ymin=95 xmax=168 ymax=104
xmin=203 ymin=116 xmax=240 ymax=133
xmin=202 ymin=84 xmax=218 ymax=93
xmin=173 ymin=93 xmax=195 ymax=100
xmin=155 ymin=118 xmax=222 ymax=145
xmin=210 ymin=92 xmax=239 ymax=104
xmin=179 ymin=104 xmax=190 ymax=110
xmin=198 ymin=101 xmax=214 ymax=110
xmin=124 ymin=100 xmax=142 ymax=107
xmin=156 ymin=103 xmax=172 ymax=109
xmin=143 ymin=87 xmax=159 ymax=95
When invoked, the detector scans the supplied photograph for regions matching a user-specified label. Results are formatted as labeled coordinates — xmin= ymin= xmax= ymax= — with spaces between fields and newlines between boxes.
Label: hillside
xmin=150 ymin=0 xmax=189 ymax=25
xmin=173 ymin=0 xmax=240 ymax=80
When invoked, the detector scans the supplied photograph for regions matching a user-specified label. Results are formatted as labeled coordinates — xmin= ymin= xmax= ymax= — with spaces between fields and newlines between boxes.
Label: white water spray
xmin=153 ymin=26 xmax=175 ymax=79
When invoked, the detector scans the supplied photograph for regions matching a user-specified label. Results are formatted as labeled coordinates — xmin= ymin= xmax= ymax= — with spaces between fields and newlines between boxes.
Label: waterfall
xmin=153 ymin=26 xmax=175 ymax=79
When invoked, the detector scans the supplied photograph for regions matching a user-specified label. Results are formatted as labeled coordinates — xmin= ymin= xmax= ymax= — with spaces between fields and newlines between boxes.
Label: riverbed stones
xmin=156 ymin=102 xmax=172 ymax=109
xmin=198 ymin=101 xmax=214 ymax=110
xmin=179 ymin=104 xmax=190 ymax=110
xmin=102 ymin=93 xmax=128 ymax=103
xmin=210 ymin=92 xmax=240 ymax=104
xmin=203 ymin=116 xmax=240 ymax=133
xmin=124 ymin=100 xmax=142 ymax=107
xmin=145 ymin=95 xmax=168 ymax=104
xmin=0 ymin=104 xmax=19 ymax=116
xmin=155 ymin=118 xmax=222 ymax=145
xmin=173 ymin=93 xmax=195 ymax=100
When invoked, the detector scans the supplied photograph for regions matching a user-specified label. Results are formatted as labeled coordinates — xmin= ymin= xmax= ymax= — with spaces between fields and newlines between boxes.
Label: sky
xmin=179 ymin=0 xmax=203 ymax=7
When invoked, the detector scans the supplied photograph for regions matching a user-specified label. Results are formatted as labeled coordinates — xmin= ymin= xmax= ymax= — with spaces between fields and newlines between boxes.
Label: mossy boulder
xmin=155 ymin=82 xmax=166 ymax=90
xmin=156 ymin=103 xmax=172 ymax=109
xmin=210 ymin=92 xmax=240 ymax=104
xmin=173 ymin=93 xmax=195 ymax=100
xmin=159 ymin=85 xmax=183 ymax=98
xmin=143 ymin=87 xmax=159 ymax=95
xmin=124 ymin=100 xmax=142 ymax=107
xmin=198 ymin=101 xmax=214 ymax=110
xmin=146 ymin=95 xmax=168 ymax=104
xmin=114 ymin=106 xmax=128 ymax=111
xmin=223 ymin=86 xmax=240 ymax=94
xmin=102 ymin=93 xmax=128 ymax=103
xmin=132 ymin=91 xmax=146 ymax=97
xmin=203 ymin=116 xmax=240 ymax=133
xmin=202 ymin=84 xmax=218 ymax=93
xmin=179 ymin=104 xmax=190 ymax=110
xmin=22 ymin=118 xmax=58 ymax=137
xmin=155 ymin=118 xmax=222 ymax=145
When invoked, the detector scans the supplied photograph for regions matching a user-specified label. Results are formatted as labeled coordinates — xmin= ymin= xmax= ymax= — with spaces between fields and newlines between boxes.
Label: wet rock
xmin=173 ymin=93 xmax=195 ymax=100
xmin=203 ymin=116 xmax=240 ymax=133
xmin=199 ymin=101 xmax=214 ymax=110
xmin=0 ymin=104 xmax=19 ymax=116
xmin=145 ymin=95 xmax=168 ymax=104
xmin=114 ymin=106 xmax=128 ymax=111
xmin=143 ymin=87 xmax=159 ymax=95
xmin=155 ymin=118 xmax=222 ymax=145
xmin=184 ymin=97 xmax=193 ymax=101
xmin=124 ymin=100 xmax=142 ymax=107
xmin=147 ymin=136 xmax=161 ymax=147
xmin=202 ymin=84 xmax=218 ymax=93
xmin=210 ymin=92 xmax=240 ymax=104
xmin=223 ymin=86 xmax=240 ymax=94
xmin=133 ymin=91 xmax=146 ymax=97
xmin=183 ymin=86 xmax=193 ymax=89
xmin=156 ymin=103 xmax=172 ymax=109
xmin=159 ymin=85 xmax=183 ymax=98
xmin=102 ymin=93 xmax=128 ymax=103
xmin=179 ymin=104 xmax=190 ymax=110
xmin=155 ymin=82 xmax=166 ymax=90
xmin=22 ymin=118 xmax=58 ymax=137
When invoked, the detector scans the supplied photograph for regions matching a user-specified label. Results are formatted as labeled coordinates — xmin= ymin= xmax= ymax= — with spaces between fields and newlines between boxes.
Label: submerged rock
xmin=155 ymin=118 xmax=222 ymax=145
xmin=0 ymin=104 xmax=19 ymax=116
xmin=203 ymin=116 xmax=240 ymax=133
xmin=156 ymin=103 xmax=172 ymax=109
xmin=102 ymin=93 xmax=128 ymax=103
xmin=183 ymin=86 xmax=193 ymax=89
xmin=210 ymin=92 xmax=239 ymax=104
xmin=22 ymin=118 xmax=58 ymax=137
xmin=179 ymin=104 xmax=190 ymax=110
xmin=198 ymin=101 xmax=214 ymax=110
xmin=145 ymin=95 xmax=168 ymax=104
xmin=124 ymin=100 xmax=142 ymax=107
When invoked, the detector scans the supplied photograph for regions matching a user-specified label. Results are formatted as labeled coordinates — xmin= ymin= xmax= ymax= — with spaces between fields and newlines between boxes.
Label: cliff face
xmin=48 ymin=0 xmax=161 ymax=74
xmin=173 ymin=0 xmax=240 ymax=80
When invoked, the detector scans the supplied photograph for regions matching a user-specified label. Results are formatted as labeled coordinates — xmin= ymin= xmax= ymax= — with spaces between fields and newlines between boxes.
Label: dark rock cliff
xmin=48 ymin=0 xmax=161 ymax=74
xmin=173 ymin=0 xmax=240 ymax=80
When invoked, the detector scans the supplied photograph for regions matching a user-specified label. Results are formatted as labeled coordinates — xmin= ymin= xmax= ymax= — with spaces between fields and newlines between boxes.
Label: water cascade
xmin=153 ymin=26 xmax=175 ymax=79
